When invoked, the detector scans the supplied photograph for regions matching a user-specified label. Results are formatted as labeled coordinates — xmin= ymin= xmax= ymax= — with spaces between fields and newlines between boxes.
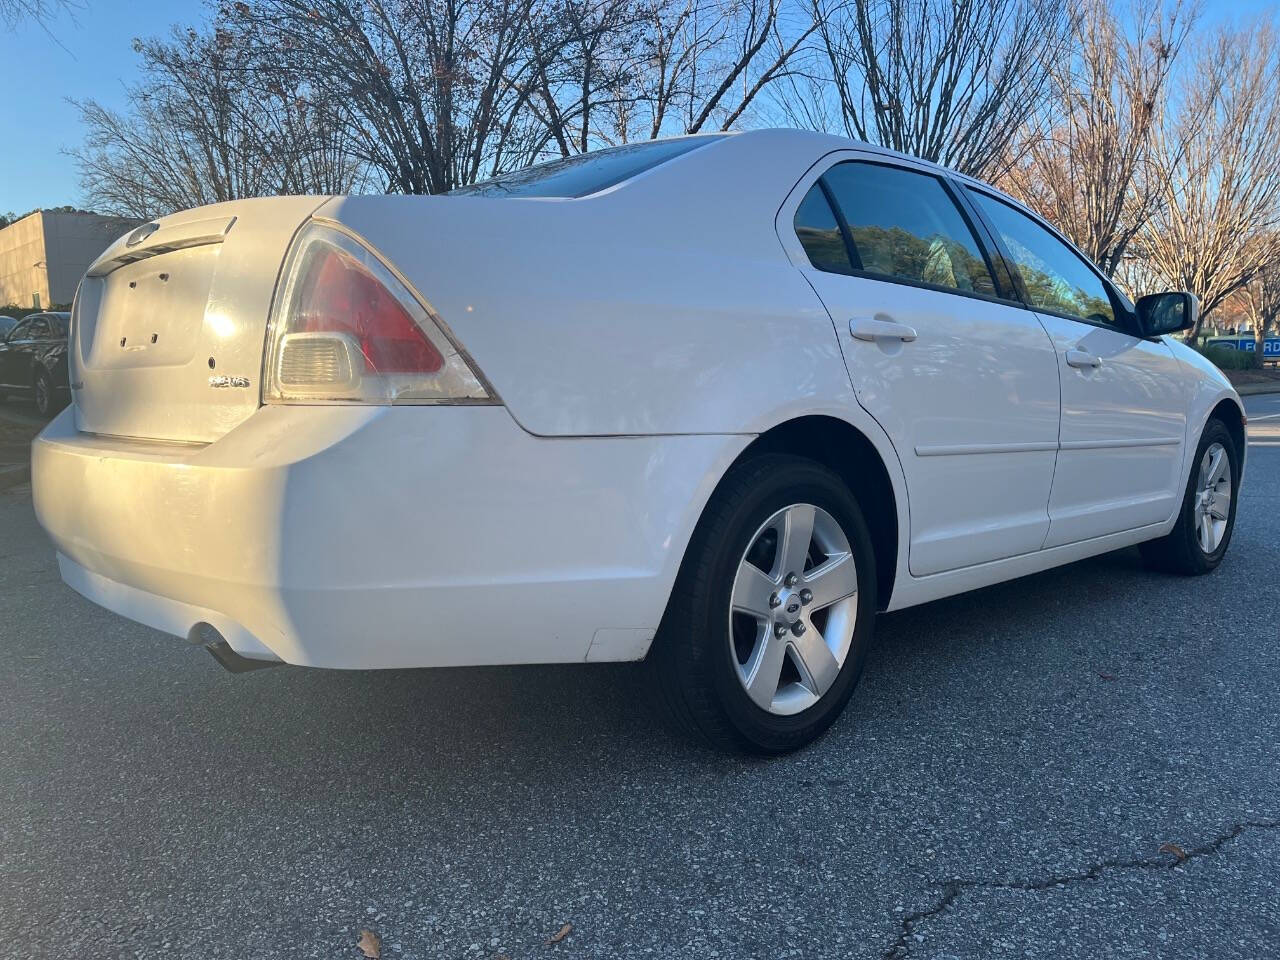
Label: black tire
xmin=32 ymin=367 xmax=57 ymax=418
xmin=646 ymin=454 xmax=878 ymax=754
xmin=1139 ymin=417 xmax=1239 ymax=575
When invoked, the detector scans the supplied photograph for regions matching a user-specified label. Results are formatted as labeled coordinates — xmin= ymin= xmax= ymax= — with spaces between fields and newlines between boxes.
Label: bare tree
xmin=1242 ymin=253 xmax=1280 ymax=366
xmin=0 ymin=0 xmax=80 ymax=30
xmin=521 ymin=0 xmax=642 ymax=156
xmin=810 ymin=0 xmax=1070 ymax=178
xmin=72 ymin=23 xmax=366 ymax=218
xmin=229 ymin=0 xmax=553 ymax=193
xmin=1142 ymin=21 xmax=1280 ymax=338
xmin=598 ymin=0 xmax=817 ymax=143
xmin=1001 ymin=0 xmax=1196 ymax=278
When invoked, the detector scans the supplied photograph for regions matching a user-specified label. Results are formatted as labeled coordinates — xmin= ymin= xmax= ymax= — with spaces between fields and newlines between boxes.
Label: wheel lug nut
xmin=768 ymin=592 xmax=781 ymax=609
xmin=774 ymin=622 xmax=789 ymax=639
xmin=791 ymin=620 xmax=806 ymax=637
xmin=784 ymin=572 xmax=799 ymax=587
xmin=799 ymin=588 xmax=813 ymax=605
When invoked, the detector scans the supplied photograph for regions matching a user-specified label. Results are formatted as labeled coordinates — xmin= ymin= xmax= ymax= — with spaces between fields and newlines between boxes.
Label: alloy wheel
xmin=728 ymin=503 xmax=859 ymax=715
xmin=1194 ymin=441 xmax=1231 ymax=554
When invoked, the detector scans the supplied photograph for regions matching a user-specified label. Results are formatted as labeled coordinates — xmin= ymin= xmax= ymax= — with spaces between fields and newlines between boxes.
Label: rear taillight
xmin=263 ymin=223 xmax=491 ymax=404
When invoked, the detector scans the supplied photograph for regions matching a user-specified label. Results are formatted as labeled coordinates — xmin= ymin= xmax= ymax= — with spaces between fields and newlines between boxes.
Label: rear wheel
xmin=1139 ymin=418 xmax=1239 ymax=575
xmin=647 ymin=454 xmax=877 ymax=754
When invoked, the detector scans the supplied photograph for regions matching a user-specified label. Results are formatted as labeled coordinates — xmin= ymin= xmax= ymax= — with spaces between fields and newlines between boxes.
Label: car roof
xmin=728 ymin=127 xmax=1040 ymax=215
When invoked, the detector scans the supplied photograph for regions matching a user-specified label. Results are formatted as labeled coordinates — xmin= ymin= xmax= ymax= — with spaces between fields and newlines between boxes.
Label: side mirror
xmin=1136 ymin=291 xmax=1198 ymax=337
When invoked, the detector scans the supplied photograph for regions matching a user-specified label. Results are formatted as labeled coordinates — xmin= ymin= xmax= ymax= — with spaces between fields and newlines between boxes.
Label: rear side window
xmin=450 ymin=136 xmax=726 ymax=198
xmin=967 ymin=190 xmax=1116 ymax=326
xmin=794 ymin=185 xmax=854 ymax=275
xmin=816 ymin=162 xmax=997 ymax=297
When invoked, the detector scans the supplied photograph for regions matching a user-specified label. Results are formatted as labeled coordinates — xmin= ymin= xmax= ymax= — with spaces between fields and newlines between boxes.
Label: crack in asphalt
xmin=882 ymin=819 xmax=1280 ymax=959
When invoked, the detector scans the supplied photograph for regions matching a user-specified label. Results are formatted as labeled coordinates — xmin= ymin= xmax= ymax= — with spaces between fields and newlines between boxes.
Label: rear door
xmin=965 ymin=188 xmax=1187 ymax=546
xmin=784 ymin=155 xmax=1062 ymax=577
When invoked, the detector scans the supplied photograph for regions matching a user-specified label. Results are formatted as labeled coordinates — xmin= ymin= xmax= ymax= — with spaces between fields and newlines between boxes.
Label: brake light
xmin=263 ymin=223 xmax=490 ymax=404
xmin=298 ymin=246 xmax=444 ymax=374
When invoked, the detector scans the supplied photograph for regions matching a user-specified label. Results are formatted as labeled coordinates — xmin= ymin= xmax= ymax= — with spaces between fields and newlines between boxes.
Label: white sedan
xmin=33 ymin=130 xmax=1244 ymax=753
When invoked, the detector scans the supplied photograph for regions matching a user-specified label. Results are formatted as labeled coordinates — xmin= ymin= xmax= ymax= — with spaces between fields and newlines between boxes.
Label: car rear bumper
xmin=32 ymin=404 xmax=746 ymax=669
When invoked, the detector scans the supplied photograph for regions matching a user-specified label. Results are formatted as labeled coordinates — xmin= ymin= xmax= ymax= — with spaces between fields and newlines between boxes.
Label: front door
xmin=965 ymin=189 xmax=1187 ymax=546
xmin=0 ymin=317 xmax=37 ymax=389
xmin=787 ymin=157 xmax=1062 ymax=576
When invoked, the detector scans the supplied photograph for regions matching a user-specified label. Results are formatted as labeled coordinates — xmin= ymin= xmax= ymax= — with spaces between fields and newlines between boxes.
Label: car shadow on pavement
xmin=181 ymin=543 xmax=1158 ymax=778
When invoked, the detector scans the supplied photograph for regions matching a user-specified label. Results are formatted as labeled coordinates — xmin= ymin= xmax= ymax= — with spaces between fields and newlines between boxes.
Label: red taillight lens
xmin=297 ymin=247 xmax=444 ymax=374
xmin=264 ymin=223 xmax=490 ymax=404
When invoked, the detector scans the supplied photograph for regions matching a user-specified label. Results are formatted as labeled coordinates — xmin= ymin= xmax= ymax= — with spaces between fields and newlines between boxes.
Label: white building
xmin=0 ymin=210 xmax=138 ymax=309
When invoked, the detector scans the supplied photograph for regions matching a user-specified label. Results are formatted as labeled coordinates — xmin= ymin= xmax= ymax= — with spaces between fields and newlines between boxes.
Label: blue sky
xmin=1 ymin=0 xmax=208 ymax=214
xmin=1 ymin=0 xmax=1274 ymax=214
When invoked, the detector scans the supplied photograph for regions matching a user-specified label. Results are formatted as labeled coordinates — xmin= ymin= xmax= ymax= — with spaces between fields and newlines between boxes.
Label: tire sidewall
xmin=688 ymin=459 xmax=877 ymax=752
xmin=1179 ymin=419 xmax=1239 ymax=571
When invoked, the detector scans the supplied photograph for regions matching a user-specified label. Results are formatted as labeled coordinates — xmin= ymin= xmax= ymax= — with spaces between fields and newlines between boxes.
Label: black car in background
xmin=0 ymin=311 xmax=70 ymax=417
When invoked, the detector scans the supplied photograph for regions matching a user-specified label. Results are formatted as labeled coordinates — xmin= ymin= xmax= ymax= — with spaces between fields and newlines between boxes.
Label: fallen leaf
xmin=356 ymin=928 xmax=381 ymax=958
xmin=1159 ymin=842 xmax=1188 ymax=862
xmin=547 ymin=922 xmax=572 ymax=944
xmin=1097 ymin=672 xmax=1117 ymax=681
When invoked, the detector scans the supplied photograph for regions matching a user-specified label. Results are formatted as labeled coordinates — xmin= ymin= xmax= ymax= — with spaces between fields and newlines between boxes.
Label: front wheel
xmin=647 ymin=454 xmax=877 ymax=754
xmin=1139 ymin=418 xmax=1239 ymax=575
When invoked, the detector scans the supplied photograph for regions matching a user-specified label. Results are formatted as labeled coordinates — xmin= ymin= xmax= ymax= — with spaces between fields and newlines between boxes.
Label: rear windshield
xmin=450 ymin=136 xmax=726 ymax=199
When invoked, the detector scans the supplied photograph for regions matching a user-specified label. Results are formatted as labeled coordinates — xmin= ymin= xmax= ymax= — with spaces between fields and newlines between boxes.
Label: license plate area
xmin=79 ymin=246 xmax=219 ymax=370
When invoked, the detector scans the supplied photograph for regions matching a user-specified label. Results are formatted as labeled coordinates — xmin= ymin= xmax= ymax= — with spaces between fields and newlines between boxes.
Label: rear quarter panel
xmin=320 ymin=132 xmax=854 ymax=437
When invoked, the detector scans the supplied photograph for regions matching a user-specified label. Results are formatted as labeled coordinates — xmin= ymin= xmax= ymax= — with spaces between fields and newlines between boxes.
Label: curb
xmin=0 ymin=463 xmax=30 ymax=491
xmin=1234 ymin=383 xmax=1280 ymax=397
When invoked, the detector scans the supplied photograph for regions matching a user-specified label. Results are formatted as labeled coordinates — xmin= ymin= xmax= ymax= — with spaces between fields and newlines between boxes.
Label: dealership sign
xmin=1206 ymin=337 xmax=1280 ymax=357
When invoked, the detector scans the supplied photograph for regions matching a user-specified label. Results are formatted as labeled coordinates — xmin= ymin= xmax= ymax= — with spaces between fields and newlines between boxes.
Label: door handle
xmin=849 ymin=318 xmax=918 ymax=342
xmin=1066 ymin=349 xmax=1102 ymax=369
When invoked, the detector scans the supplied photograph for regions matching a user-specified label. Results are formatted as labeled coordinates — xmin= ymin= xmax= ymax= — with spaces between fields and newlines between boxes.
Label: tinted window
xmin=25 ymin=317 xmax=51 ymax=338
xmin=8 ymin=320 xmax=36 ymax=340
xmin=968 ymin=191 xmax=1115 ymax=326
xmin=450 ymin=136 xmax=726 ymax=198
xmin=821 ymin=163 xmax=997 ymax=296
xmin=793 ymin=184 xmax=853 ymax=275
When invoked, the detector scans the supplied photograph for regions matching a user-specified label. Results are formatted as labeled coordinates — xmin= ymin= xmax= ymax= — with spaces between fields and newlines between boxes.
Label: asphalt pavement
xmin=1 ymin=396 xmax=1278 ymax=960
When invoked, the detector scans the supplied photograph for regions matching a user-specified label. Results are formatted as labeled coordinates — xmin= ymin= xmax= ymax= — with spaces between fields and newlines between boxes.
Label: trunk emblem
xmin=209 ymin=376 xmax=251 ymax=389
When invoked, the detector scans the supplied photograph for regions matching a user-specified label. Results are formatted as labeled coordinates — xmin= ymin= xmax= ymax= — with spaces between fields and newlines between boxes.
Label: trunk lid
xmin=71 ymin=196 xmax=329 ymax=443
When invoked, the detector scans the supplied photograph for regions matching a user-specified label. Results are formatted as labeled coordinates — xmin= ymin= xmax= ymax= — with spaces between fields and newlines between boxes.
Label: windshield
xmin=450 ymin=136 xmax=726 ymax=199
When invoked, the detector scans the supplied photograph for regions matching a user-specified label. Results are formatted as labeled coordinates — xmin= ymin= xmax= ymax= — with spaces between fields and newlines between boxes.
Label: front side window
xmin=968 ymin=190 xmax=1116 ymax=326
xmin=815 ymin=162 xmax=998 ymax=297
xmin=8 ymin=319 xmax=35 ymax=341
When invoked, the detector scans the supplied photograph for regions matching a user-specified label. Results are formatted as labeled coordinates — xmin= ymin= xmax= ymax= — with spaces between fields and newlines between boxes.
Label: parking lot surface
xmin=1 ymin=396 xmax=1278 ymax=960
